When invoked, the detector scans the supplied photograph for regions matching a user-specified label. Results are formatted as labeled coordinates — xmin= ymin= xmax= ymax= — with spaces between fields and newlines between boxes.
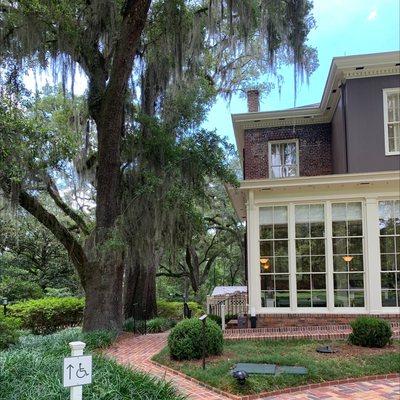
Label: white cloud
xmin=367 ymin=9 xmax=378 ymax=20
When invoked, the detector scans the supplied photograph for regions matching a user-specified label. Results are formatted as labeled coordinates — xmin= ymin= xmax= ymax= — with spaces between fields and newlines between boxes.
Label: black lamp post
xmin=199 ymin=314 xmax=208 ymax=370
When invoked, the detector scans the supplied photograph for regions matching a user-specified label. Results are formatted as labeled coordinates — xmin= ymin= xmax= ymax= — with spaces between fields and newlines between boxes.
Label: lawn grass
xmin=153 ymin=339 xmax=400 ymax=395
xmin=0 ymin=328 xmax=183 ymax=400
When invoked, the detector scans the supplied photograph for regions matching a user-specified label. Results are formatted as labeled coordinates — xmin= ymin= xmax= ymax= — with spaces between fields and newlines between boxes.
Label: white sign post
xmin=63 ymin=341 xmax=92 ymax=400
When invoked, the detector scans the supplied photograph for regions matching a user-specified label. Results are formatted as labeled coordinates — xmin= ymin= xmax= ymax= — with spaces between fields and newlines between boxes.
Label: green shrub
xmin=44 ymin=287 xmax=74 ymax=298
xmin=168 ymin=318 xmax=223 ymax=360
xmin=123 ymin=318 xmax=146 ymax=333
xmin=208 ymin=314 xmax=222 ymax=327
xmin=147 ymin=317 xmax=176 ymax=333
xmin=123 ymin=317 xmax=136 ymax=332
xmin=123 ymin=317 xmax=176 ymax=333
xmin=0 ymin=328 xmax=181 ymax=400
xmin=349 ymin=316 xmax=392 ymax=348
xmin=157 ymin=300 xmax=203 ymax=320
xmin=9 ymin=297 xmax=84 ymax=335
xmin=0 ymin=316 xmax=22 ymax=349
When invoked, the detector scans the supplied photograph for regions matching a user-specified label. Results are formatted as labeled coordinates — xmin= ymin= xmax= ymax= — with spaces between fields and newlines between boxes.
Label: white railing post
xmin=221 ymin=303 xmax=226 ymax=331
xmin=69 ymin=342 xmax=86 ymax=400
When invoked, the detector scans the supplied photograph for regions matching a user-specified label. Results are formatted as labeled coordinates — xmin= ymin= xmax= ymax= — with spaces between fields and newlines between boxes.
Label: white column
xmin=288 ymin=203 xmax=297 ymax=311
xmin=247 ymin=190 xmax=261 ymax=313
xmin=326 ymin=202 xmax=335 ymax=311
xmin=364 ymin=197 xmax=381 ymax=313
xmin=69 ymin=342 xmax=86 ymax=400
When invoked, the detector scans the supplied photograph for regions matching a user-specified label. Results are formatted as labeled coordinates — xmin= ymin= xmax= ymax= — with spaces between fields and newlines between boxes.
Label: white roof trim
xmin=239 ymin=170 xmax=400 ymax=190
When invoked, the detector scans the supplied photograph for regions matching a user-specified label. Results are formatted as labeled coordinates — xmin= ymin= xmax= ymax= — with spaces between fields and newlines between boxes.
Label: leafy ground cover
xmin=0 ymin=328 xmax=182 ymax=400
xmin=153 ymin=339 xmax=400 ymax=395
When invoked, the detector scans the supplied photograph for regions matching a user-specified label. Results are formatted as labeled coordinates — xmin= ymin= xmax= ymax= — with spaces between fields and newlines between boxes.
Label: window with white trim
xmin=259 ymin=206 xmax=290 ymax=308
xmin=379 ymin=200 xmax=400 ymax=307
xmin=383 ymin=88 xmax=400 ymax=155
xmin=332 ymin=202 xmax=365 ymax=307
xmin=268 ymin=140 xmax=299 ymax=178
xmin=295 ymin=204 xmax=327 ymax=307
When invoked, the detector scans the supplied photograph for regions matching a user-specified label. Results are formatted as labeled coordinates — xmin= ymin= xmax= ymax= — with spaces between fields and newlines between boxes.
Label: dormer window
xmin=268 ymin=140 xmax=299 ymax=179
xmin=383 ymin=88 xmax=400 ymax=155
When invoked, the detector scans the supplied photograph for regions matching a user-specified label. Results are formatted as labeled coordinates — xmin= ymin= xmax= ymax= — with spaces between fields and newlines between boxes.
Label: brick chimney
xmin=247 ymin=89 xmax=260 ymax=112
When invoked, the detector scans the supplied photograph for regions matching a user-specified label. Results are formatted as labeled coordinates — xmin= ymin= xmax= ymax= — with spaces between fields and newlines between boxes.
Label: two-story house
xmin=229 ymin=51 xmax=400 ymax=327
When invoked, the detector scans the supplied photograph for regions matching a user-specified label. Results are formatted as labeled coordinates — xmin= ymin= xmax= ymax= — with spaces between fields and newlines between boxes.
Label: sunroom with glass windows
xmin=243 ymin=171 xmax=400 ymax=315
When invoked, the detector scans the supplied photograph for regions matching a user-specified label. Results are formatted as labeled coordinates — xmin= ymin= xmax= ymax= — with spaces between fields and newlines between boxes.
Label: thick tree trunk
xmin=82 ymin=259 xmax=125 ymax=331
xmin=80 ymin=0 xmax=152 ymax=332
xmin=123 ymin=248 xmax=160 ymax=320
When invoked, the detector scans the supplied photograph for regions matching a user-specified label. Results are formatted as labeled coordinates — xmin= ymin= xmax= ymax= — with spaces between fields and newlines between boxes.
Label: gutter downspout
xmin=340 ymin=82 xmax=349 ymax=173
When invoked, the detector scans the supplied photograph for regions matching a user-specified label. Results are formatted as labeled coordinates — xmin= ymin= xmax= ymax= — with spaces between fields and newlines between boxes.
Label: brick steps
xmin=224 ymin=322 xmax=400 ymax=341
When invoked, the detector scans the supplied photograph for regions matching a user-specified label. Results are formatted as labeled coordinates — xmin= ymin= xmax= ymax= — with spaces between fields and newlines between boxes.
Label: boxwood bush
xmin=349 ymin=316 xmax=392 ymax=348
xmin=9 ymin=297 xmax=84 ymax=335
xmin=168 ymin=318 xmax=223 ymax=360
xmin=0 ymin=315 xmax=22 ymax=349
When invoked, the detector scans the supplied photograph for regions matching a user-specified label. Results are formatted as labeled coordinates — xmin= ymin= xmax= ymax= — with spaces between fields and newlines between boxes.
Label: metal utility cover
xmin=277 ymin=366 xmax=308 ymax=375
xmin=232 ymin=363 xmax=276 ymax=374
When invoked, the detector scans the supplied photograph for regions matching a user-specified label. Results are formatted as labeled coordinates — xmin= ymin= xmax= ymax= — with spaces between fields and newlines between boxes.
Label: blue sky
xmin=203 ymin=0 xmax=400 ymax=147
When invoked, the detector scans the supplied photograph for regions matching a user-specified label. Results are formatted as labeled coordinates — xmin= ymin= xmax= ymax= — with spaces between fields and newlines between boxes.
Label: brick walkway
xmin=267 ymin=378 xmax=400 ymax=399
xmin=105 ymin=332 xmax=227 ymax=399
xmin=104 ymin=332 xmax=400 ymax=400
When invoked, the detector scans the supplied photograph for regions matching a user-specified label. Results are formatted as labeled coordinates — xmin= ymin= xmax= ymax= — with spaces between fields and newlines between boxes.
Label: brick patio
xmin=104 ymin=331 xmax=400 ymax=400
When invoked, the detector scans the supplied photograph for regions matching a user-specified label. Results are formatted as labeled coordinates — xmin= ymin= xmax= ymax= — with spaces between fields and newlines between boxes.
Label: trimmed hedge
xmin=0 ymin=316 xmax=22 ymax=349
xmin=9 ymin=297 xmax=84 ymax=335
xmin=168 ymin=318 xmax=223 ymax=360
xmin=349 ymin=316 xmax=392 ymax=348
xmin=157 ymin=300 xmax=203 ymax=320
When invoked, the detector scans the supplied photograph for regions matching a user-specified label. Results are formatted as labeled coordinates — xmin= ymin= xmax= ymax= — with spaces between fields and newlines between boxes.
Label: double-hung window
xmin=269 ymin=140 xmax=299 ymax=178
xmin=379 ymin=200 xmax=400 ymax=307
xmin=383 ymin=88 xmax=400 ymax=155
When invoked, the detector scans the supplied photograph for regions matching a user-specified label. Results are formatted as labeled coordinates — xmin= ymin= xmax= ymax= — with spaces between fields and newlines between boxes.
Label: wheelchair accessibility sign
xmin=63 ymin=355 xmax=92 ymax=387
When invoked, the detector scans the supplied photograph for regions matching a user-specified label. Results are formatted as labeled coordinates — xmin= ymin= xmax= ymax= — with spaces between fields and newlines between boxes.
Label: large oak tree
xmin=0 ymin=0 xmax=317 ymax=331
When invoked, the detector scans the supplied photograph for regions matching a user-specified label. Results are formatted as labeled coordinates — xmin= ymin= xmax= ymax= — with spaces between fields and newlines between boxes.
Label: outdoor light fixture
xmin=232 ymin=370 xmax=248 ymax=385
xmin=260 ymin=258 xmax=270 ymax=270
xmin=342 ymin=255 xmax=354 ymax=262
xmin=199 ymin=314 xmax=208 ymax=370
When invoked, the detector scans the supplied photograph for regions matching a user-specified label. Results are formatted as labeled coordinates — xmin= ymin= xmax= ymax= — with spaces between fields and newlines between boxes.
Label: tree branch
xmin=0 ymin=175 xmax=87 ymax=287
xmin=156 ymin=265 xmax=187 ymax=279
xmin=45 ymin=177 xmax=90 ymax=235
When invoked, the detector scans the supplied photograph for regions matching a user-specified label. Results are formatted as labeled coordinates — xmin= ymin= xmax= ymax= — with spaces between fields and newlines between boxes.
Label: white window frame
xmin=383 ymin=87 xmax=400 ymax=156
xmin=257 ymin=199 xmax=368 ymax=313
xmin=268 ymin=139 xmax=300 ymax=179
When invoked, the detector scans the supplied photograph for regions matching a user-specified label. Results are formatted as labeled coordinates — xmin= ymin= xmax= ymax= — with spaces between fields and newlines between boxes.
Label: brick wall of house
xmin=228 ymin=313 xmax=400 ymax=329
xmin=244 ymin=123 xmax=333 ymax=180
xmin=256 ymin=313 xmax=400 ymax=328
